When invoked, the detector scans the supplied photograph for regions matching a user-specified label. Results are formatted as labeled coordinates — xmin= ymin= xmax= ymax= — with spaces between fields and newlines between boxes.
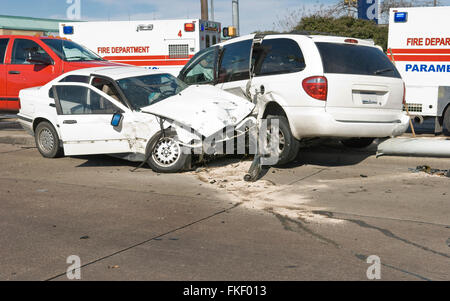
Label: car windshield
xmin=117 ymin=73 xmax=188 ymax=109
xmin=41 ymin=39 xmax=103 ymax=62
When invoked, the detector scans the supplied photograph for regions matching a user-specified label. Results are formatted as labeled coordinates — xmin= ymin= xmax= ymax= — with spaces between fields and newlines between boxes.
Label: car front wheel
xmin=146 ymin=130 xmax=190 ymax=173
xmin=34 ymin=121 xmax=63 ymax=158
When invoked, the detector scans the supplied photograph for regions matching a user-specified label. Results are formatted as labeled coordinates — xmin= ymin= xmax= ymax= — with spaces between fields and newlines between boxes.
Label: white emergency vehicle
xmin=388 ymin=6 xmax=450 ymax=133
xmin=59 ymin=19 xmax=222 ymax=75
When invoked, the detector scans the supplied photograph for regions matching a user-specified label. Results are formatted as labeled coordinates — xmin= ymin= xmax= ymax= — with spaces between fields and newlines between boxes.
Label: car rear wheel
xmin=341 ymin=137 xmax=375 ymax=148
xmin=35 ymin=121 xmax=63 ymax=158
xmin=266 ymin=115 xmax=300 ymax=165
xmin=146 ymin=130 xmax=190 ymax=173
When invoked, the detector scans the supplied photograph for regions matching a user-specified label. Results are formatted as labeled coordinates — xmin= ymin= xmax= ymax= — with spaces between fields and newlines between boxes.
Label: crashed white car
xmin=18 ymin=67 xmax=255 ymax=173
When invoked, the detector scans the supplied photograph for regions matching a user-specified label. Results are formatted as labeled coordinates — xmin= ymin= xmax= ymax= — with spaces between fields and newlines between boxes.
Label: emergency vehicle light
xmin=394 ymin=12 xmax=407 ymax=23
xmin=63 ymin=26 xmax=74 ymax=35
xmin=185 ymin=23 xmax=195 ymax=32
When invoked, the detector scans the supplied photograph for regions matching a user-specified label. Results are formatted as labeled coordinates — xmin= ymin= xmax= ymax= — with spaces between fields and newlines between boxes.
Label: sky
xmin=0 ymin=0 xmax=338 ymax=34
xmin=2 ymin=0 xmax=450 ymax=34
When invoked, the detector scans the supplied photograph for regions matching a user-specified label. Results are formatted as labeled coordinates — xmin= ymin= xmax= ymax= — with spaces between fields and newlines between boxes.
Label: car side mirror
xmin=111 ymin=112 xmax=123 ymax=127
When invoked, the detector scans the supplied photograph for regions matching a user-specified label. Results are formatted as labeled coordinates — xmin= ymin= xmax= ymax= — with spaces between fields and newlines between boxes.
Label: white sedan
xmin=17 ymin=67 xmax=255 ymax=173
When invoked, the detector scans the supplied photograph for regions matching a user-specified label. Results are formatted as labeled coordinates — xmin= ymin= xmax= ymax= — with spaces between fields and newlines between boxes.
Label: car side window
xmin=91 ymin=77 xmax=124 ymax=105
xmin=11 ymin=39 xmax=50 ymax=65
xmin=0 ymin=38 xmax=9 ymax=64
xmin=59 ymin=75 xmax=90 ymax=83
xmin=179 ymin=46 xmax=218 ymax=85
xmin=54 ymin=86 xmax=121 ymax=115
xmin=217 ymin=39 xmax=252 ymax=83
xmin=254 ymin=38 xmax=306 ymax=76
xmin=49 ymin=75 xmax=90 ymax=98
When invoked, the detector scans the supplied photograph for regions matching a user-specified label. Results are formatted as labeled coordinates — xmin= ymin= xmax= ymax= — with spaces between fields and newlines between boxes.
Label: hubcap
xmin=38 ymin=128 xmax=54 ymax=153
xmin=152 ymin=137 xmax=181 ymax=167
xmin=267 ymin=128 xmax=285 ymax=153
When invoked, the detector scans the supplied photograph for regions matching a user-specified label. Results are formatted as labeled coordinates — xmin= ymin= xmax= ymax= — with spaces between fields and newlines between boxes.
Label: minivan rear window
xmin=315 ymin=42 xmax=401 ymax=78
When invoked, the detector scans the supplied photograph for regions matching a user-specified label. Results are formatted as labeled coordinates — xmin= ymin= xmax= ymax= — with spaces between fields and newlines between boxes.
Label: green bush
xmin=294 ymin=16 xmax=388 ymax=51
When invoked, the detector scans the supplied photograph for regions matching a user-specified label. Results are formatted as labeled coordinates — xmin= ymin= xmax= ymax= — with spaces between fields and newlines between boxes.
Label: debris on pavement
xmin=409 ymin=165 xmax=450 ymax=177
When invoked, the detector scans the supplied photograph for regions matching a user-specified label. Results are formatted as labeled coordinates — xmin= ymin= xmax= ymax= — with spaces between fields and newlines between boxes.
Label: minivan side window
xmin=0 ymin=38 xmax=9 ymax=64
xmin=254 ymin=38 xmax=306 ymax=76
xmin=179 ymin=46 xmax=218 ymax=85
xmin=217 ymin=39 xmax=252 ymax=83
xmin=11 ymin=39 xmax=50 ymax=65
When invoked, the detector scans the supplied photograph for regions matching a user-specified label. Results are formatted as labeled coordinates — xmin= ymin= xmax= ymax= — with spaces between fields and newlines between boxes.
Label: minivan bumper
xmin=285 ymin=107 xmax=410 ymax=139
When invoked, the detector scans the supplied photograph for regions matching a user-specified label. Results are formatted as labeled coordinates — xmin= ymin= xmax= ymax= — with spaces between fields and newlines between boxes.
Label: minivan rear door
xmin=316 ymin=42 xmax=404 ymax=122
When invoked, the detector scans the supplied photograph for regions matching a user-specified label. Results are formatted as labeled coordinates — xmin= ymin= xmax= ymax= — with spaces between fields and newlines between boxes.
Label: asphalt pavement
xmin=0 ymin=116 xmax=448 ymax=281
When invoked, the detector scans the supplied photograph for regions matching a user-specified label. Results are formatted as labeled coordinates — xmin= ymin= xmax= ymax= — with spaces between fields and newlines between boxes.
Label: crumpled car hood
xmin=140 ymin=85 xmax=254 ymax=137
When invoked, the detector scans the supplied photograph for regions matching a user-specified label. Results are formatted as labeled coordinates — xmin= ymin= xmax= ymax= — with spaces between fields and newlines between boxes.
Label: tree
xmin=294 ymin=16 xmax=389 ymax=50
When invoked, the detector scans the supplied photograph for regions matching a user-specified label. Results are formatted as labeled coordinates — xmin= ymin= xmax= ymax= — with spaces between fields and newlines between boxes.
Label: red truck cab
xmin=0 ymin=35 xmax=124 ymax=112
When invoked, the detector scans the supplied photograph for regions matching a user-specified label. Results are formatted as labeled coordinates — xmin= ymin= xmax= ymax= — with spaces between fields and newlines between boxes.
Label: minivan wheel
xmin=35 ymin=121 xmax=63 ymax=158
xmin=266 ymin=115 xmax=300 ymax=165
xmin=146 ymin=130 xmax=190 ymax=173
xmin=341 ymin=137 xmax=375 ymax=148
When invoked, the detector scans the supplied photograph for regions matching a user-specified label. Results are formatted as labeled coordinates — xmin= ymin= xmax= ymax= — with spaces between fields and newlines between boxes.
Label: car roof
xmin=61 ymin=66 xmax=169 ymax=80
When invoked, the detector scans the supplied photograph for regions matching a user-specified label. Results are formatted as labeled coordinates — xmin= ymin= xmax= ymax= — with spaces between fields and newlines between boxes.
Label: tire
xmin=266 ymin=115 xmax=300 ymax=165
xmin=146 ymin=130 xmax=190 ymax=173
xmin=34 ymin=121 xmax=63 ymax=158
xmin=443 ymin=106 xmax=450 ymax=135
xmin=341 ymin=137 xmax=375 ymax=148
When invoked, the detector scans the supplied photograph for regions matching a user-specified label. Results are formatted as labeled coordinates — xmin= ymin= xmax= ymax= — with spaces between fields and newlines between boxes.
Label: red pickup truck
xmin=0 ymin=35 xmax=125 ymax=112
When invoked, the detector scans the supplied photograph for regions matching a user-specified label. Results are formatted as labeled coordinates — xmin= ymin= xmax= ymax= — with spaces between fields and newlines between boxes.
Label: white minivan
xmin=178 ymin=34 xmax=410 ymax=164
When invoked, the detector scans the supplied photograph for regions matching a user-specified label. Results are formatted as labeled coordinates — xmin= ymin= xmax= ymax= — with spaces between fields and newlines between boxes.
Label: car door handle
xmin=63 ymin=120 xmax=77 ymax=124
xmin=8 ymin=71 xmax=20 ymax=75
xmin=49 ymin=103 xmax=56 ymax=107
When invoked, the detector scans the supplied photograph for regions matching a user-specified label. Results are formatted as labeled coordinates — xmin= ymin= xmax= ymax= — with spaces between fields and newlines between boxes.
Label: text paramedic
xmin=97 ymin=46 xmax=150 ymax=54
xmin=406 ymin=64 xmax=450 ymax=72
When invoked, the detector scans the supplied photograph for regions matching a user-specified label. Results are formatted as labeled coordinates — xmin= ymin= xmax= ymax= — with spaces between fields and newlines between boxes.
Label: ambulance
xmin=59 ymin=19 xmax=222 ymax=76
xmin=388 ymin=6 xmax=450 ymax=133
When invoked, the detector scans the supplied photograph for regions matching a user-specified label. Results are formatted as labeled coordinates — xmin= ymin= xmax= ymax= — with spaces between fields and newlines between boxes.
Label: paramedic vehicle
xmin=17 ymin=66 xmax=255 ymax=173
xmin=179 ymin=33 xmax=409 ymax=164
xmin=388 ymin=6 xmax=450 ymax=133
xmin=59 ymin=19 xmax=222 ymax=76
xmin=0 ymin=35 xmax=124 ymax=112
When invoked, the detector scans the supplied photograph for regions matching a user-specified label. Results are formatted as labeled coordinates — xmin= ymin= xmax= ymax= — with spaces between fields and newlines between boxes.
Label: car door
xmin=52 ymin=82 xmax=134 ymax=156
xmin=249 ymin=37 xmax=307 ymax=107
xmin=215 ymin=39 xmax=253 ymax=100
xmin=6 ymin=38 xmax=60 ymax=109
xmin=178 ymin=46 xmax=219 ymax=85
xmin=0 ymin=38 xmax=9 ymax=109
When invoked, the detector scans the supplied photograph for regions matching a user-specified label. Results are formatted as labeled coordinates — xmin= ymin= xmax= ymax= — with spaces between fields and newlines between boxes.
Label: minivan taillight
xmin=302 ymin=76 xmax=327 ymax=101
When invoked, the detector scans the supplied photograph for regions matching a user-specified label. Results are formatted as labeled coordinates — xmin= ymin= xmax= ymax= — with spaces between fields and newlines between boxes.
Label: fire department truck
xmin=59 ymin=19 xmax=222 ymax=76
xmin=388 ymin=6 xmax=450 ymax=134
